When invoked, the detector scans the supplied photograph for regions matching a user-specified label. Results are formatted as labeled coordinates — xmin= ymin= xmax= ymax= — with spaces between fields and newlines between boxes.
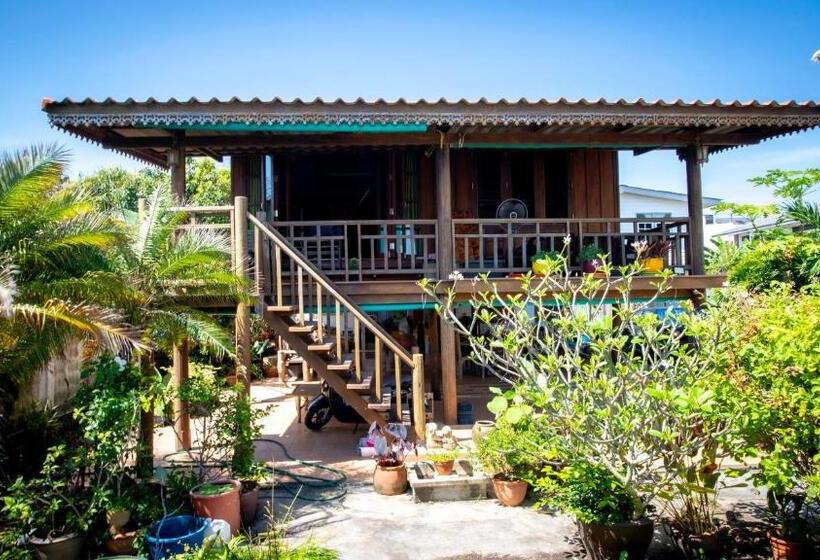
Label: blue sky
xmin=1 ymin=0 xmax=818 ymax=203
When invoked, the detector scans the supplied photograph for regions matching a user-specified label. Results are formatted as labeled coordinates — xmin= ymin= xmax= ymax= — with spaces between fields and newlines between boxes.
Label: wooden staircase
xmin=246 ymin=214 xmax=426 ymax=436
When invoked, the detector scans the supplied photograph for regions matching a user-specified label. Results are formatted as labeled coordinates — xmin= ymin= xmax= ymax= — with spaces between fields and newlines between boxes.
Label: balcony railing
xmin=272 ymin=220 xmax=438 ymax=281
xmin=452 ymin=217 xmax=691 ymax=274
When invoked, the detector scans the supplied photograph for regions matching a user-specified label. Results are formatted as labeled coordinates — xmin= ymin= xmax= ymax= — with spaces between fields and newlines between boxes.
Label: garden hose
xmin=254 ymin=437 xmax=348 ymax=502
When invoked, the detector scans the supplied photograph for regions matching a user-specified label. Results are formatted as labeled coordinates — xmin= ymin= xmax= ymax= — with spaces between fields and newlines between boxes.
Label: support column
xmin=173 ymin=338 xmax=191 ymax=450
xmin=169 ymin=132 xmax=186 ymax=202
xmin=685 ymin=145 xmax=706 ymax=276
xmin=436 ymin=146 xmax=454 ymax=278
xmin=234 ymin=196 xmax=252 ymax=395
xmin=137 ymin=352 xmax=155 ymax=476
xmin=439 ymin=317 xmax=458 ymax=425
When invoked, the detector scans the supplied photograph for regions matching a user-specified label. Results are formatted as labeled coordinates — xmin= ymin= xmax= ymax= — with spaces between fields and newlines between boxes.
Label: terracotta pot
xmin=433 ymin=460 xmax=455 ymax=476
xmin=190 ymin=479 xmax=241 ymax=535
xmin=240 ymin=481 xmax=260 ymax=527
xmin=768 ymin=532 xmax=803 ymax=560
xmin=104 ymin=530 xmax=138 ymax=554
xmin=578 ymin=517 xmax=654 ymax=560
xmin=373 ymin=460 xmax=408 ymax=495
xmin=639 ymin=257 xmax=664 ymax=273
xmin=29 ymin=532 xmax=85 ymax=560
xmin=225 ymin=374 xmax=237 ymax=387
xmin=106 ymin=508 xmax=131 ymax=532
xmin=492 ymin=475 xmax=528 ymax=507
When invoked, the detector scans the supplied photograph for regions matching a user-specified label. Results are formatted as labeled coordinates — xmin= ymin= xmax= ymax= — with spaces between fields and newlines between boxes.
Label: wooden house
xmin=43 ymin=96 xmax=820 ymax=438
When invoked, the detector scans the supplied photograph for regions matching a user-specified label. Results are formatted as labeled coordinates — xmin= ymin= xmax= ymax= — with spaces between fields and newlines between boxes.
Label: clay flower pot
xmin=492 ymin=475 xmax=528 ymax=507
xmin=578 ymin=517 xmax=654 ymax=560
xmin=667 ymin=523 xmax=731 ymax=560
xmin=104 ymin=529 xmax=138 ymax=555
xmin=29 ymin=532 xmax=86 ymax=560
xmin=239 ymin=481 xmax=260 ymax=527
xmin=373 ymin=459 xmax=408 ymax=495
xmin=190 ymin=479 xmax=241 ymax=535
xmin=433 ymin=460 xmax=455 ymax=476
xmin=768 ymin=531 xmax=803 ymax=560
xmin=582 ymin=260 xmax=601 ymax=274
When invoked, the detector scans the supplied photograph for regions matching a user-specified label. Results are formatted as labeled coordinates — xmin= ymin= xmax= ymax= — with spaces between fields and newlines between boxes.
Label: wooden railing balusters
xmin=353 ymin=316 xmax=361 ymax=382
xmin=394 ymin=353 xmax=401 ymax=422
xmin=375 ymin=338 xmax=383 ymax=401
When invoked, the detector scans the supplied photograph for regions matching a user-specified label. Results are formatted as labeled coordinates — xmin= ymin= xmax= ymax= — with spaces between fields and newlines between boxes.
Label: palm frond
xmin=0 ymin=259 xmax=17 ymax=317
xmin=13 ymin=300 xmax=144 ymax=356
xmin=784 ymin=199 xmax=820 ymax=231
xmin=0 ymin=144 xmax=70 ymax=219
xmin=155 ymin=228 xmax=232 ymax=280
xmin=147 ymin=307 xmax=235 ymax=359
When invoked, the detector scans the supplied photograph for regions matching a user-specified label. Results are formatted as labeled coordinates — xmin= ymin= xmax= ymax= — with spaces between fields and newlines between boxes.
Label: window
xmin=636 ymin=212 xmax=671 ymax=232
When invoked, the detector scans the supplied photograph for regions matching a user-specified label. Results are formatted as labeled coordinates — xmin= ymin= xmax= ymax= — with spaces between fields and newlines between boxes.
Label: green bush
xmin=717 ymin=284 xmax=820 ymax=540
xmin=534 ymin=462 xmax=638 ymax=524
xmin=474 ymin=417 xmax=554 ymax=482
xmin=728 ymin=233 xmax=820 ymax=291
xmin=167 ymin=536 xmax=338 ymax=559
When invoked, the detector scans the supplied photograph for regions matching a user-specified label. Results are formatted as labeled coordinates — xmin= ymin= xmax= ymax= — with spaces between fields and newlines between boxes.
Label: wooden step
xmin=367 ymin=402 xmax=391 ymax=412
xmin=266 ymin=305 xmax=296 ymax=314
xmin=326 ymin=360 xmax=352 ymax=373
xmin=346 ymin=378 xmax=371 ymax=392
xmin=288 ymin=324 xmax=315 ymax=335
xmin=307 ymin=340 xmax=335 ymax=353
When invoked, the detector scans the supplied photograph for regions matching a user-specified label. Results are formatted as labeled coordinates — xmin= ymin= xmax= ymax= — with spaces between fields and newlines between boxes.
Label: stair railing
xmin=246 ymin=209 xmax=427 ymax=441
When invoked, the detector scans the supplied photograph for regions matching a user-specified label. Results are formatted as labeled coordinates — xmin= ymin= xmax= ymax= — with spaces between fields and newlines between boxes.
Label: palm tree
xmin=0 ymin=145 xmax=141 ymax=406
xmin=114 ymin=186 xmax=248 ymax=472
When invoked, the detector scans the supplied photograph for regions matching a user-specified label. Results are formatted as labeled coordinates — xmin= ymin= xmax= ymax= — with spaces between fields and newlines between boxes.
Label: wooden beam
xmin=104 ymin=130 xmax=763 ymax=150
xmin=173 ymin=338 xmax=191 ymax=450
xmin=685 ymin=145 xmax=706 ymax=276
xmin=435 ymin=146 xmax=454 ymax=277
xmin=439 ymin=316 xmax=458 ymax=426
xmin=412 ymin=353 xmax=426 ymax=441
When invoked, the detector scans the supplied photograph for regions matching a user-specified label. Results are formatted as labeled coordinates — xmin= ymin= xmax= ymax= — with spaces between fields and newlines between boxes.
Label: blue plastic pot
xmin=145 ymin=515 xmax=208 ymax=560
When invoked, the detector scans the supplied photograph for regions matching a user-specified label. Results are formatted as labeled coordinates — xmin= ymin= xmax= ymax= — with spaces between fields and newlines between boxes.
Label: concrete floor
xmin=155 ymin=379 xmax=774 ymax=560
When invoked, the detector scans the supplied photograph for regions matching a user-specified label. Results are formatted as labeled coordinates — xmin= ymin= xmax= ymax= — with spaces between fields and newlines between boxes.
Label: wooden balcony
xmin=268 ymin=217 xmax=692 ymax=279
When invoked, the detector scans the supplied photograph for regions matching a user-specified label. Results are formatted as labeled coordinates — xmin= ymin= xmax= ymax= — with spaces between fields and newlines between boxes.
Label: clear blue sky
xmin=1 ymin=0 xmax=818 ymax=203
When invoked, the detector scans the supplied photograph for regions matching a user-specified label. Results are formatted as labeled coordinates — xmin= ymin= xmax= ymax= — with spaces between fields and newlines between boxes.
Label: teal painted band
xmin=144 ymin=121 xmax=428 ymax=133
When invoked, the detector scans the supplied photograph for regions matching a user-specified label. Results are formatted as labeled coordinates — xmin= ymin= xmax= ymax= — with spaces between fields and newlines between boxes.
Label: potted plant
xmin=474 ymin=417 xmax=545 ymax=507
xmin=426 ymin=449 xmax=458 ymax=476
xmin=371 ymin=422 xmax=414 ymax=495
xmin=531 ymin=250 xmax=561 ymax=276
xmin=542 ymin=462 xmax=653 ymax=560
xmin=578 ymin=243 xmax=603 ymax=274
xmin=662 ymin=441 xmax=733 ymax=560
xmin=637 ymin=239 xmax=670 ymax=272
xmin=1 ymin=445 xmax=94 ymax=560
xmin=189 ymin=480 xmax=242 ymax=536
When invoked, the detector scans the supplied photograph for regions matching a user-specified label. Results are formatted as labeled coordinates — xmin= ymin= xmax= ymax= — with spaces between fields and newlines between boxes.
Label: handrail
xmin=247 ymin=213 xmax=415 ymax=367
xmin=453 ymin=216 xmax=691 ymax=224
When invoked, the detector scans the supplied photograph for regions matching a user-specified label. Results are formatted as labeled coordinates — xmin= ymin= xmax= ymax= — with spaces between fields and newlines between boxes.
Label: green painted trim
xmin=143 ymin=121 xmax=428 ymax=133
xmin=459 ymin=143 xmax=628 ymax=149
xmin=300 ymin=302 xmax=434 ymax=313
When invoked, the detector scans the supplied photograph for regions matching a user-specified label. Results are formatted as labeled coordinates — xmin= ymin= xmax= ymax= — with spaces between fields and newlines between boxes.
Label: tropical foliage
xmin=0 ymin=145 xmax=141 ymax=406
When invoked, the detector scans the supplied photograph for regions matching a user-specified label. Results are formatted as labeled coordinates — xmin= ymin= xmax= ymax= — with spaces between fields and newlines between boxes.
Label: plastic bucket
xmin=456 ymin=402 xmax=474 ymax=425
xmin=145 ymin=515 xmax=208 ymax=560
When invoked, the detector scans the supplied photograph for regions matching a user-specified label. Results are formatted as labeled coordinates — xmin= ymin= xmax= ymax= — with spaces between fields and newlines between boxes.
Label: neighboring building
xmin=43 ymin=96 xmax=820 ymax=431
xmin=712 ymin=216 xmax=803 ymax=245
xmin=618 ymin=184 xmax=746 ymax=247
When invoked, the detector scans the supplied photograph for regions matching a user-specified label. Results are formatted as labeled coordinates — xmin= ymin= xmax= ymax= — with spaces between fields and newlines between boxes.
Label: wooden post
xmin=412 ymin=353 xmax=425 ymax=442
xmin=533 ymin=154 xmax=547 ymax=219
xmin=173 ymin=338 xmax=191 ymax=450
xmin=435 ymin=146 xmax=454 ymax=278
xmin=234 ymin=196 xmax=251 ymax=394
xmin=685 ymin=145 xmax=706 ymax=276
xmin=439 ymin=316 xmax=458 ymax=425
xmin=168 ymin=133 xmax=186 ymax=203
xmin=137 ymin=352 xmax=155 ymax=477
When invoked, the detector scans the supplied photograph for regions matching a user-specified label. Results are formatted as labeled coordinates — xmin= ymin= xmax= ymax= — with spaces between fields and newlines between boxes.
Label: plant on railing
xmin=577 ymin=243 xmax=603 ymax=273
xmin=419 ymin=244 xmax=735 ymax=558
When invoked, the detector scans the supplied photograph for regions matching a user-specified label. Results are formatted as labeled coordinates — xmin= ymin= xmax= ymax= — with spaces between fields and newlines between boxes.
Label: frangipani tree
xmin=419 ymin=244 xmax=734 ymax=522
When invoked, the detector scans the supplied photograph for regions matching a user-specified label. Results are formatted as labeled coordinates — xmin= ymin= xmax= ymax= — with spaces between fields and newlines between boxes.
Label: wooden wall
xmin=568 ymin=149 xmax=619 ymax=220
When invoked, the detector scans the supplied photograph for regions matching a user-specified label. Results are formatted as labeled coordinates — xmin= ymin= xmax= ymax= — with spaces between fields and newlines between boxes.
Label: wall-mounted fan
xmin=496 ymin=198 xmax=529 ymax=220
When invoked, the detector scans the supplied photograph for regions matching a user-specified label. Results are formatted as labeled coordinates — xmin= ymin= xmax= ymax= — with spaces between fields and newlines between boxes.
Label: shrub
xmin=717 ymin=283 xmax=820 ymax=540
xmin=474 ymin=417 xmax=554 ymax=482
xmin=420 ymin=247 xmax=734 ymax=521
xmin=728 ymin=233 xmax=820 ymax=291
